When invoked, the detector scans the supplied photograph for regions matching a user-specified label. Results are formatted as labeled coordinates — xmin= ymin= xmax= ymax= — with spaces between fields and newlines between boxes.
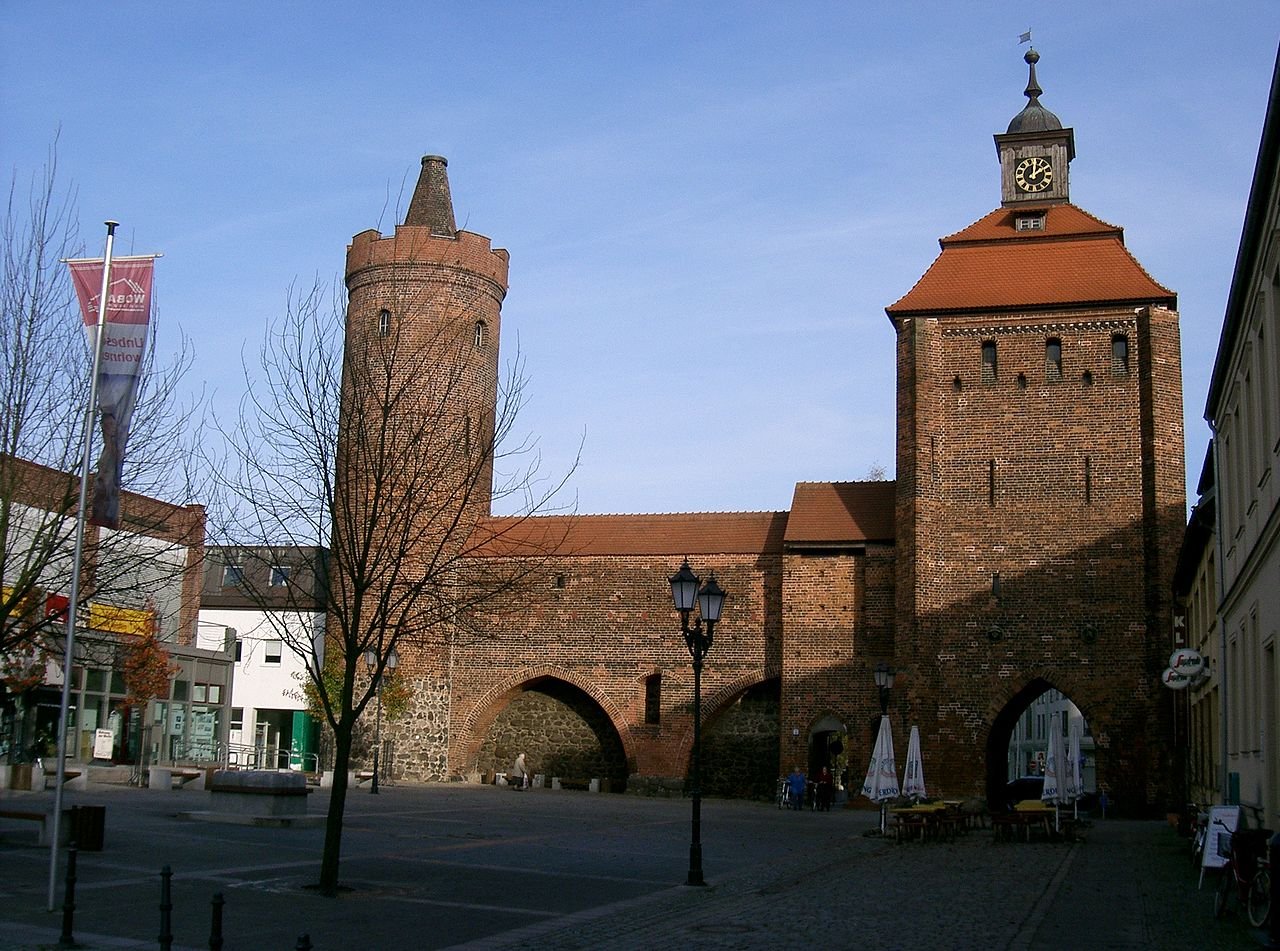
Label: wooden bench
xmin=551 ymin=777 xmax=600 ymax=791
xmin=0 ymin=807 xmax=70 ymax=846
xmin=148 ymin=767 xmax=206 ymax=790
xmin=42 ymin=768 xmax=86 ymax=791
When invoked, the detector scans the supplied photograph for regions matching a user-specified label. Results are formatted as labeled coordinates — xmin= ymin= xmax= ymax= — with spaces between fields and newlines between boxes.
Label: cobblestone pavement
xmin=0 ymin=783 xmax=1266 ymax=950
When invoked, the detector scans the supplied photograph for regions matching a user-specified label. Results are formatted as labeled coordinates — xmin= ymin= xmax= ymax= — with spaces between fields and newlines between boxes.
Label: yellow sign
xmin=89 ymin=603 xmax=152 ymax=637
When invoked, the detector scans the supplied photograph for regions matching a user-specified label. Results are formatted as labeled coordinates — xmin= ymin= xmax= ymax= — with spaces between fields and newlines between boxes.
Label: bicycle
xmin=1213 ymin=807 xmax=1273 ymax=927
xmin=776 ymin=777 xmax=791 ymax=810
xmin=1190 ymin=805 xmax=1209 ymax=868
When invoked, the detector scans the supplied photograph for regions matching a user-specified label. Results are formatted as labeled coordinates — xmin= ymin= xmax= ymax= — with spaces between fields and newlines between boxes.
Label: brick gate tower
xmin=341 ymin=156 xmax=510 ymax=777
xmin=887 ymin=50 xmax=1186 ymax=811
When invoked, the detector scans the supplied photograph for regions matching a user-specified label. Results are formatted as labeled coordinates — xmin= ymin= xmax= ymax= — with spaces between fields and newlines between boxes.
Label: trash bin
xmin=71 ymin=805 xmax=105 ymax=851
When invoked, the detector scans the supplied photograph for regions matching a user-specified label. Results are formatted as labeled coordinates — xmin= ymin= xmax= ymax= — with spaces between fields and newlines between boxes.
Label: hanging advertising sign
xmin=66 ymin=255 xmax=157 ymax=529
xmin=1161 ymin=667 xmax=1191 ymax=690
xmin=1168 ymin=647 xmax=1205 ymax=677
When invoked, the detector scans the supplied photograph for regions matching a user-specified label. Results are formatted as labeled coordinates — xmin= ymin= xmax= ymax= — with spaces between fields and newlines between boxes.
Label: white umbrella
xmin=1041 ymin=712 xmax=1070 ymax=831
xmin=903 ymin=724 xmax=927 ymax=801
xmin=1065 ymin=717 xmax=1084 ymax=819
xmin=862 ymin=715 xmax=899 ymax=833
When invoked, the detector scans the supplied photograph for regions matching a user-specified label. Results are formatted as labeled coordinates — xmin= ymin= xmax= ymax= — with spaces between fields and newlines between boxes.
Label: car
xmin=1001 ymin=775 xmax=1044 ymax=809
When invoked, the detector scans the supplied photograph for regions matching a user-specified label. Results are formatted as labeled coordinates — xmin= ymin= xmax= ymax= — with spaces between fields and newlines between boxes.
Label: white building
xmin=197 ymin=546 xmax=326 ymax=771
xmin=1198 ymin=47 xmax=1280 ymax=825
xmin=1006 ymin=688 xmax=1096 ymax=795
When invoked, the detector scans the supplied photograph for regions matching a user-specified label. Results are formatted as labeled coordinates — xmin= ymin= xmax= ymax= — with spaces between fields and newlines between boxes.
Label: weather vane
xmin=1018 ymin=29 xmax=1033 ymax=46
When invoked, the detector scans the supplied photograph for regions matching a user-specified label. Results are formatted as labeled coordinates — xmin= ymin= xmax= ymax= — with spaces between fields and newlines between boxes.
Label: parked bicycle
xmin=1190 ymin=804 xmax=1209 ymax=868
xmin=1213 ymin=805 xmax=1272 ymax=928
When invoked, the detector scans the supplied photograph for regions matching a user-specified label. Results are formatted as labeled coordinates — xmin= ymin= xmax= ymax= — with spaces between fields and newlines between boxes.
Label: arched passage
xmin=698 ymin=677 xmax=780 ymax=800
xmin=985 ymin=677 xmax=1097 ymax=810
xmin=476 ymin=676 xmax=628 ymax=791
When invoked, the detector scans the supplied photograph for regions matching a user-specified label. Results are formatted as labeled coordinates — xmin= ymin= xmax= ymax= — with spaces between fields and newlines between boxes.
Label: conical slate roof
xmin=1006 ymin=48 xmax=1064 ymax=133
xmin=405 ymin=154 xmax=457 ymax=235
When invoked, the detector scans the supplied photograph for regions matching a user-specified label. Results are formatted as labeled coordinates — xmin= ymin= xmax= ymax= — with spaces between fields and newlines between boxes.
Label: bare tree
xmin=211 ymin=272 xmax=573 ymax=894
xmin=1 ymin=144 xmax=206 ymax=741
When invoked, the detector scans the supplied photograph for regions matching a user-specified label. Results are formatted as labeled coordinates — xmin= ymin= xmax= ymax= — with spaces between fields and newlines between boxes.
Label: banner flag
xmin=67 ymin=256 xmax=156 ymax=529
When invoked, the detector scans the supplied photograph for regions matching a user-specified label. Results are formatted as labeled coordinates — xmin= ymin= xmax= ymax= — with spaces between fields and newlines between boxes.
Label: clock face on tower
xmin=1014 ymin=156 xmax=1053 ymax=193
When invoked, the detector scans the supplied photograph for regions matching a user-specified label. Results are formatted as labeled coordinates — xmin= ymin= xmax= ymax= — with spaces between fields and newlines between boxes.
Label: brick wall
xmin=893 ymin=305 xmax=1184 ymax=810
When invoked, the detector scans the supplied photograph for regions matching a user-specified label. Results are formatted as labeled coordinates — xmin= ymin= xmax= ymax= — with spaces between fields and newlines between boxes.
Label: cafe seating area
xmin=890 ymin=799 xmax=985 ymax=843
xmin=891 ymin=798 xmax=1088 ymax=844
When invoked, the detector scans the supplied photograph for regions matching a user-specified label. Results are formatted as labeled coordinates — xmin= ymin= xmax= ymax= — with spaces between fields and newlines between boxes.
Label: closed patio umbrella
xmin=1041 ymin=712 xmax=1070 ymax=831
xmin=1066 ymin=717 xmax=1084 ymax=819
xmin=903 ymin=724 xmax=926 ymax=801
xmin=862 ymin=715 xmax=899 ymax=833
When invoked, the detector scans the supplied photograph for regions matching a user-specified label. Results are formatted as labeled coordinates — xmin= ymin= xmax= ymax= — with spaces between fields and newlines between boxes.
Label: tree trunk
xmin=318 ymin=717 xmax=354 ymax=895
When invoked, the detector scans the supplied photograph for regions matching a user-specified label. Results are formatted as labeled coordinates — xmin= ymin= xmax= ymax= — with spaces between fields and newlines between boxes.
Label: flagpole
xmin=47 ymin=220 xmax=118 ymax=911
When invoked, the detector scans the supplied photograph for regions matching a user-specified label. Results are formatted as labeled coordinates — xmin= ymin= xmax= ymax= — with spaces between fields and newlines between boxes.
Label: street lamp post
xmin=362 ymin=642 xmax=399 ymax=795
xmin=668 ymin=558 xmax=727 ymax=887
xmin=873 ymin=662 xmax=896 ymax=835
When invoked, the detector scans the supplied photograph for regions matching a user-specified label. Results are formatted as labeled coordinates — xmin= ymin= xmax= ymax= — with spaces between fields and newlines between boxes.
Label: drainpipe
xmin=1208 ymin=428 xmax=1229 ymax=804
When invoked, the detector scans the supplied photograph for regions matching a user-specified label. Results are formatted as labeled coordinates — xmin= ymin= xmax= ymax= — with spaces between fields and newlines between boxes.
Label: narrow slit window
xmin=1084 ymin=456 xmax=1093 ymax=504
xmin=1111 ymin=334 xmax=1129 ymax=375
xmin=1045 ymin=338 xmax=1062 ymax=382
xmin=988 ymin=458 xmax=997 ymax=506
xmin=474 ymin=320 xmax=487 ymax=349
xmin=981 ymin=341 xmax=997 ymax=383
xmin=644 ymin=673 xmax=662 ymax=725
xmin=378 ymin=309 xmax=391 ymax=337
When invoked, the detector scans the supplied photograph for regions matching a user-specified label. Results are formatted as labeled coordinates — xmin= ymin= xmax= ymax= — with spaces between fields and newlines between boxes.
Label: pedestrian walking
xmin=787 ymin=766 xmax=807 ymax=810
xmin=513 ymin=752 xmax=530 ymax=790
xmin=817 ymin=766 xmax=833 ymax=811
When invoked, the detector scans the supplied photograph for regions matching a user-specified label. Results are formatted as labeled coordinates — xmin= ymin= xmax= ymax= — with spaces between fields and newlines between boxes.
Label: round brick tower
xmin=343 ymin=155 xmax=510 ymax=527
xmin=340 ymin=157 xmax=510 ymax=781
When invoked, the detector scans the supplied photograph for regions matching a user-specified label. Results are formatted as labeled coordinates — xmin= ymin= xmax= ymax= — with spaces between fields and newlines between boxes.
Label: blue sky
xmin=3 ymin=3 xmax=1277 ymax=516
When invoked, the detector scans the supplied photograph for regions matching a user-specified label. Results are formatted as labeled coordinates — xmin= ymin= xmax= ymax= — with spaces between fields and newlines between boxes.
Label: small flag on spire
xmin=1018 ymin=30 xmax=1033 ymax=45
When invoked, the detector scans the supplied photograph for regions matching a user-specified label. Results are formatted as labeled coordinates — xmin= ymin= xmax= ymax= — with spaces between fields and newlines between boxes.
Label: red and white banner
xmin=66 ymin=256 xmax=157 ymax=529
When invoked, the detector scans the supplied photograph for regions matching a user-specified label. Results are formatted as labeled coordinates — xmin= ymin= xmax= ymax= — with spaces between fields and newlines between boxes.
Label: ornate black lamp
xmin=874 ymin=662 xmax=896 ymax=716
xmin=362 ymin=643 xmax=399 ymax=794
xmin=668 ymin=558 xmax=726 ymax=887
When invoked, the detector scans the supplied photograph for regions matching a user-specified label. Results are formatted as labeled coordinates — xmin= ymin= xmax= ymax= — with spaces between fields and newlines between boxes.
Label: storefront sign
xmin=93 ymin=728 xmax=114 ymax=759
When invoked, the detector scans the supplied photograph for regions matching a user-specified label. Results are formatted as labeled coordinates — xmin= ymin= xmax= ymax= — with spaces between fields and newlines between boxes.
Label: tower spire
xmin=1023 ymin=48 xmax=1043 ymax=104
xmin=405 ymin=154 xmax=457 ymax=235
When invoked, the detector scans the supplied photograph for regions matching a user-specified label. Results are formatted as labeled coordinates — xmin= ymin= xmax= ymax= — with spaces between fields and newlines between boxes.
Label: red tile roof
xmin=469 ymin=511 xmax=788 ymax=558
xmin=784 ymin=481 xmax=895 ymax=545
xmin=886 ymin=204 xmax=1176 ymax=317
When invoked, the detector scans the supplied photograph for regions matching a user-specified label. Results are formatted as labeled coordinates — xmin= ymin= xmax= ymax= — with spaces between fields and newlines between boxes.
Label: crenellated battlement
xmin=346 ymin=225 xmax=509 ymax=291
